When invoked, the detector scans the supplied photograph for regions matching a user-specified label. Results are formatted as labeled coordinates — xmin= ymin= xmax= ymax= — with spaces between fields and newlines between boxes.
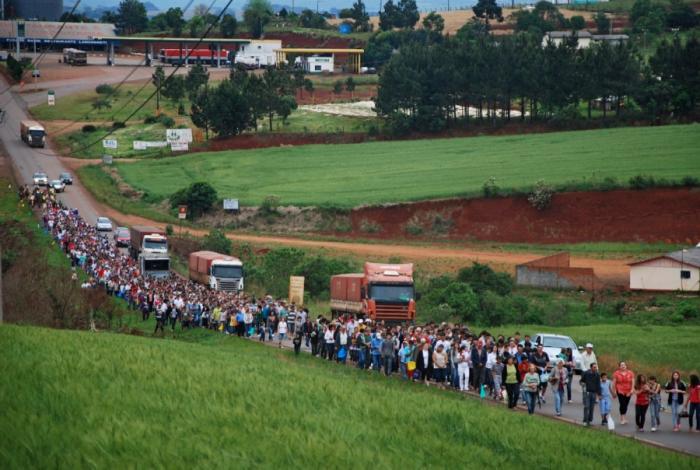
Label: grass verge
xmin=1 ymin=323 xmax=697 ymax=467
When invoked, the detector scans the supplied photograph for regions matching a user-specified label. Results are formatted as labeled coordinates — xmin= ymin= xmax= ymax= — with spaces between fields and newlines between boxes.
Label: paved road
xmin=1 ymin=74 xmax=696 ymax=456
xmin=254 ymin=332 xmax=700 ymax=457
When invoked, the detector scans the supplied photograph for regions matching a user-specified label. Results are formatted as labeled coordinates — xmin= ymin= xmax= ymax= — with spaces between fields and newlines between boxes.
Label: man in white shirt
xmin=581 ymin=343 xmax=597 ymax=372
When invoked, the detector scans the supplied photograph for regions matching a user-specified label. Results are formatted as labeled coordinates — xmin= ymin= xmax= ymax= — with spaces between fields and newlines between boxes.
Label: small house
xmin=629 ymin=246 xmax=700 ymax=292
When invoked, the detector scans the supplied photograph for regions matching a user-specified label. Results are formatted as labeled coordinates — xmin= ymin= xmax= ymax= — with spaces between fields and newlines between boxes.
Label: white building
xmin=542 ymin=31 xmax=629 ymax=49
xmin=302 ymin=54 xmax=334 ymax=73
xmin=629 ymin=247 xmax=700 ymax=292
xmin=234 ymin=40 xmax=282 ymax=68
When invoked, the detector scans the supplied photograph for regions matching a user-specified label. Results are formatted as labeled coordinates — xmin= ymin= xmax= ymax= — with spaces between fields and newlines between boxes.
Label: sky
xmin=73 ymin=0 xmax=481 ymax=16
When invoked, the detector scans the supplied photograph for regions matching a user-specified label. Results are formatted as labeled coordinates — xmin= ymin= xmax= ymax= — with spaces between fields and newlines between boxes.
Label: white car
xmin=49 ymin=179 xmax=65 ymax=192
xmin=32 ymin=172 xmax=48 ymax=186
xmin=96 ymin=216 xmax=113 ymax=231
xmin=532 ymin=333 xmax=584 ymax=374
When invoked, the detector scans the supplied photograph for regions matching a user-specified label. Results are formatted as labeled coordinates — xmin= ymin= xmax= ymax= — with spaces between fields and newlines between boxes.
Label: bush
xmin=260 ymin=195 xmax=280 ymax=216
xmin=482 ymin=177 xmax=500 ymax=198
xmin=177 ymin=103 xmax=186 ymax=115
xmin=169 ymin=182 xmax=218 ymax=219
xmin=95 ymin=84 xmax=114 ymax=95
xmin=405 ymin=216 xmax=423 ymax=236
xmin=359 ymin=219 xmax=382 ymax=233
xmin=629 ymin=174 xmax=656 ymax=190
xmin=165 ymin=225 xmax=174 ymax=236
xmin=527 ymin=179 xmax=554 ymax=211
xmin=681 ymin=176 xmax=700 ymax=187
xmin=457 ymin=262 xmax=513 ymax=296
xmin=81 ymin=124 xmax=96 ymax=133
xmin=112 ymin=121 xmax=126 ymax=129
xmin=430 ymin=212 xmax=453 ymax=235
xmin=203 ymin=229 xmax=232 ymax=254
xmin=676 ymin=302 xmax=699 ymax=320
xmin=293 ymin=255 xmax=357 ymax=299
xmin=6 ymin=55 xmax=24 ymax=81
xmin=158 ymin=115 xmax=175 ymax=127
xmin=143 ymin=115 xmax=158 ymax=124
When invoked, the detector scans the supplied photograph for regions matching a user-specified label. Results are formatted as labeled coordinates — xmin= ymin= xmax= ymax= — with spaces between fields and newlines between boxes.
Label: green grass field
xmin=1 ymin=324 xmax=697 ymax=468
xmin=115 ymin=124 xmax=700 ymax=207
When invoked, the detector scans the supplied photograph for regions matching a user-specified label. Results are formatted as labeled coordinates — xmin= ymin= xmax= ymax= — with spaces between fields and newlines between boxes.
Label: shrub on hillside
xmin=159 ymin=115 xmax=175 ymax=127
xmin=359 ymin=219 xmax=382 ymax=233
xmin=629 ymin=174 xmax=656 ymax=189
xmin=81 ymin=124 xmax=96 ymax=133
xmin=95 ymin=84 xmax=115 ymax=95
xmin=169 ymin=182 xmax=218 ymax=219
xmin=482 ymin=177 xmax=501 ymax=198
xmin=259 ymin=195 xmax=280 ymax=216
xmin=112 ymin=121 xmax=126 ymax=129
xmin=143 ymin=115 xmax=158 ymax=124
xmin=203 ymin=229 xmax=232 ymax=255
xmin=457 ymin=262 xmax=513 ymax=296
xmin=681 ymin=176 xmax=700 ymax=187
xmin=527 ymin=179 xmax=554 ymax=210
xmin=293 ymin=255 xmax=357 ymax=299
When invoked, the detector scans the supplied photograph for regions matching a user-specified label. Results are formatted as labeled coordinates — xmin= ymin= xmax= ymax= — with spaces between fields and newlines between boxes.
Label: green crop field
xmin=1 ymin=324 xmax=697 ymax=468
xmin=115 ymin=124 xmax=700 ymax=207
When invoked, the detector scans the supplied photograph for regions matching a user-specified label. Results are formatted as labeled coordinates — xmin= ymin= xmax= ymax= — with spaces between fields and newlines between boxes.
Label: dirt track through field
xmin=60 ymin=154 xmax=630 ymax=285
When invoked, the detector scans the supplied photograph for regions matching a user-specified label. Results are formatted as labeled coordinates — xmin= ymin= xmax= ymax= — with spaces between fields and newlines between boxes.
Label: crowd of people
xmin=27 ymin=186 xmax=700 ymax=434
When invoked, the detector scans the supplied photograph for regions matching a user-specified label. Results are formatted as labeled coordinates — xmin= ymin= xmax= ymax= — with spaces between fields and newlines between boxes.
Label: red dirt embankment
xmin=348 ymin=188 xmax=700 ymax=244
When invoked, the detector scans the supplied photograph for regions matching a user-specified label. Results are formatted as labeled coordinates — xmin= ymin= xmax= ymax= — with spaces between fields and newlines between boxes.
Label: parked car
xmin=528 ymin=333 xmax=584 ymax=374
xmin=49 ymin=179 xmax=65 ymax=192
xmin=113 ymin=226 xmax=131 ymax=247
xmin=32 ymin=172 xmax=48 ymax=186
xmin=59 ymin=172 xmax=73 ymax=184
xmin=96 ymin=216 xmax=113 ymax=231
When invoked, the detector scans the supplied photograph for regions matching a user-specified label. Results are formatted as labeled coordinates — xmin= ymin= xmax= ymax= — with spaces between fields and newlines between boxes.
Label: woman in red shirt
xmin=633 ymin=374 xmax=650 ymax=432
xmin=612 ymin=361 xmax=635 ymax=425
xmin=687 ymin=374 xmax=700 ymax=432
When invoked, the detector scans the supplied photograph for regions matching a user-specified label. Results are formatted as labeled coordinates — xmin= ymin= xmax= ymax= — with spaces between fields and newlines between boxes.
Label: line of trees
xmin=375 ymin=32 xmax=700 ymax=133
xmin=188 ymin=65 xmax=304 ymax=137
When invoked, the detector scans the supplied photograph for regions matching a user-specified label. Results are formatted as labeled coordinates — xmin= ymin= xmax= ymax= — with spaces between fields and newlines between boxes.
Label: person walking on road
xmin=665 ymin=371 xmax=687 ymax=432
xmin=687 ymin=374 xmax=700 ymax=433
xmin=581 ymin=343 xmax=597 ymax=372
xmin=648 ymin=376 xmax=662 ymax=432
xmin=633 ymin=374 xmax=650 ymax=432
xmin=580 ymin=363 xmax=602 ymax=426
xmin=277 ymin=317 xmax=288 ymax=348
xmin=523 ymin=364 xmax=540 ymax=415
xmin=600 ymin=373 xmax=613 ymax=426
xmin=612 ymin=361 xmax=635 ymax=425
xmin=503 ymin=356 xmax=521 ymax=409
xmin=549 ymin=359 xmax=568 ymax=417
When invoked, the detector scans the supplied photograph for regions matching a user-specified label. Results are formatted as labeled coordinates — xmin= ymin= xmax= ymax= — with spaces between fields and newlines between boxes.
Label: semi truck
xmin=139 ymin=253 xmax=170 ymax=278
xmin=129 ymin=225 xmax=167 ymax=259
xmin=330 ymin=262 xmax=416 ymax=322
xmin=62 ymin=48 xmax=88 ymax=65
xmin=20 ymin=120 xmax=46 ymax=148
xmin=188 ymin=251 xmax=244 ymax=292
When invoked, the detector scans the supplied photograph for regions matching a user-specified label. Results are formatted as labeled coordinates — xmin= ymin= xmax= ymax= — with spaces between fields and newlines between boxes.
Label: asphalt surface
xmin=1 ymin=73 xmax=697 ymax=457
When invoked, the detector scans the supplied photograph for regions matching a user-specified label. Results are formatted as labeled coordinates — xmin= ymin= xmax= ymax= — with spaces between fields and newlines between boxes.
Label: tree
xmin=170 ymin=182 xmax=218 ymax=219
xmin=256 ymin=67 xmax=298 ymax=131
xmin=350 ymin=0 xmax=371 ymax=32
xmin=5 ymin=54 xmax=23 ymax=82
xmin=189 ymin=16 xmax=205 ymax=37
xmin=666 ymin=0 xmax=699 ymax=29
xmin=472 ymin=0 xmax=503 ymax=24
xmin=165 ymin=8 xmax=185 ymax=36
xmin=244 ymin=0 xmax=273 ymax=39
xmin=207 ymin=79 xmax=256 ymax=136
xmin=333 ymin=79 xmax=344 ymax=95
xmin=116 ymin=0 xmax=148 ymax=35
xmin=162 ymin=75 xmax=186 ymax=103
xmin=185 ymin=64 xmax=210 ymax=98
xmin=152 ymin=66 xmax=165 ymax=112
xmin=190 ymin=85 xmax=212 ymax=139
xmin=220 ymin=14 xmax=238 ymax=37
xmin=422 ymin=11 xmax=445 ymax=33
xmin=379 ymin=0 xmax=401 ymax=30
xmin=203 ymin=229 xmax=232 ymax=254
xmin=193 ymin=3 xmax=209 ymax=17
xmin=398 ymin=0 xmax=420 ymax=29
xmin=630 ymin=0 xmax=667 ymax=34
xmin=100 ymin=11 xmax=119 ymax=24
xmin=60 ymin=12 xmax=94 ymax=23
xmin=570 ymin=15 xmax=585 ymax=31
xmin=92 ymin=97 xmax=112 ymax=111
xmin=303 ymin=78 xmax=315 ymax=103
xmin=299 ymin=9 xmax=327 ymax=28
xmin=594 ymin=11 xmax=610 ymax=34
xmin=345 ymin=76 xmax=356 ymax=99
xmin=339 ymin=8 xmax=354 ymax=18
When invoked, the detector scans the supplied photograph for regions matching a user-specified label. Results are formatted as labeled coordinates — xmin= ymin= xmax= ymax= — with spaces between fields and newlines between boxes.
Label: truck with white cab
xmin=21 ymin=120 xmax=46 ymax=148
xmin=189 ymin=250 xmax=244 ymax=292
xmin=129 ymin=225 xmax=168 ymax=259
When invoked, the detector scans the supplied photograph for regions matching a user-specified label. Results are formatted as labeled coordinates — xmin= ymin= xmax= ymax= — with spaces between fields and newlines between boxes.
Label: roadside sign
xmin=223 ymin=199 xmax=239 ymax=211
xmin=102 ymin=139 xmax=117 ymax=149
xmin=178 ymin=205 xmax=187 ymax=220
xmin=289 ymin=276 xmax=305 ymax=306
xmin=170 ymin=142 xmax=188 ymax=152
xmin=47 ymin=90 xmax=55 ymax=106
xmin=102 ymin=154 xmax=113 ymax=165
xmin=166 ymin=128 xmax=193 ymax=143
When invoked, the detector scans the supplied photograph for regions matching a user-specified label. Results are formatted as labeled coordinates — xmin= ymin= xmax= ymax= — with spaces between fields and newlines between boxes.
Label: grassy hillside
xmin=116 ymin=124 xmax=700 ymax=207
xmin=1 ymin=324 xmax=697 ymax=468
